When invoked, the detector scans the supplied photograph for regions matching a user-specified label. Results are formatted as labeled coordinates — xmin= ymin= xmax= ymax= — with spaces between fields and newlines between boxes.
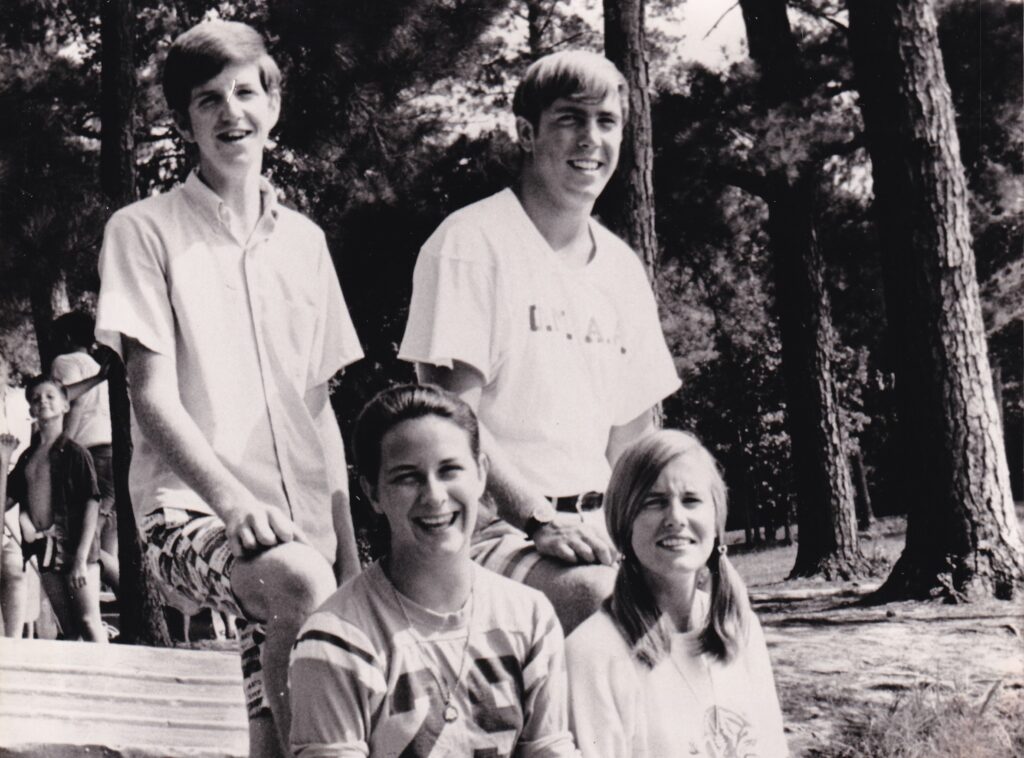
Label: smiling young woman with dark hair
xmin=566 ymin=430 xmax=787 ymax=758
xmin=289 ymin=384 xmax=579 ymax=758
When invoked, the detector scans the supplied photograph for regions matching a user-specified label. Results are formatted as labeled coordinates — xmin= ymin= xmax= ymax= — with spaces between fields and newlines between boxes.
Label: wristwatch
xmin=523 ymin=502 xmax=556 ymax=540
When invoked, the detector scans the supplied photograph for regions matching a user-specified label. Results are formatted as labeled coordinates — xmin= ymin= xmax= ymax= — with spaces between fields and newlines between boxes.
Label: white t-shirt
xmin=95 ymin=172 xmax=363 ymax=561
xmin=566 ymin=600 xmax=788 ymax=758
xmin=289 ymin=561 xmax=579 ymax=758
xmin=50 ymin=351 xmax=112 ymax=449
xmin=399 ymin=189 xmax=680 ymax=496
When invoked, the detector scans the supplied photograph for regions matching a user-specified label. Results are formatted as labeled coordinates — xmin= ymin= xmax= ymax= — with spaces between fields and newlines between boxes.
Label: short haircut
xmin=163 ymin=20 xmax=281 ymax=119
xmin=353 ymin=383 xmax=481 ymax=487
xmin=603 ymin=430 xmax=751 ymax=667
xmin=512 ymin=50 xmax=629 ymax=127
xmin=52 ymin=311 xmax=96 ymax=350
xmin=25 ymin=375 xmax=69 ymax=402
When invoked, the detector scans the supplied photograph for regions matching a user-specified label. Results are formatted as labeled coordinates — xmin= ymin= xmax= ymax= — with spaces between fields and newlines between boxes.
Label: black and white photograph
xmin=0 ymin=1 xmax=1021 ymax=756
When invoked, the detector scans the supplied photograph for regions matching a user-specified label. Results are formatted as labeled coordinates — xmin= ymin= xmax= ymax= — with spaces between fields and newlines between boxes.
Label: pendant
xmin=443 ymin=704 xmax=459 ymax=722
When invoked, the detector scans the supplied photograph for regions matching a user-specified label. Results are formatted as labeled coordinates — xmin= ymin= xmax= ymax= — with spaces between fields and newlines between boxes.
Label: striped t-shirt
xmin=289 ymin=561 xmax=579 ymax=758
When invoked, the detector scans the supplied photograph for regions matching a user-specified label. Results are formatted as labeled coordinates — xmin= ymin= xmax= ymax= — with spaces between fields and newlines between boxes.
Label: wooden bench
xmin=0 ymin=637 xmax=247 ymax=757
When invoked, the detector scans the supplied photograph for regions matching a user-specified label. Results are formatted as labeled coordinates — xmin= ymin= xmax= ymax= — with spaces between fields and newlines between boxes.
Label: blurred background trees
xmin=1 ymin=0 xmax=1020 ymax=601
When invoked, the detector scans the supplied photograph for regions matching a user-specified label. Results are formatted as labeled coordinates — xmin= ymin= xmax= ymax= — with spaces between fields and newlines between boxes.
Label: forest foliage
xmin=0 ymin=0 xmax=1020 ymax=539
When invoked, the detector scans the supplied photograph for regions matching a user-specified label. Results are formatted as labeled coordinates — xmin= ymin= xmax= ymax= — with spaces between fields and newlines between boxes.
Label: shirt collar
xmin=182 ymin=170 xmax=279 ymax=237
xmin=23 ymin=432 xmax=69 ymax=459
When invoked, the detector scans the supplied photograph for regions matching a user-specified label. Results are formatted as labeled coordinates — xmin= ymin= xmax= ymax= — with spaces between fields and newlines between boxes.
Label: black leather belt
xmin=547 ymin=491 xmax=604 ymax=513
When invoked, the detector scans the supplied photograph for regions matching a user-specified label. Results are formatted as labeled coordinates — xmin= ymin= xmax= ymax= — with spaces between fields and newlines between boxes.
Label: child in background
xmin=566 ymin=430 xmax=787 ymax=757
xmin=5 ymin=376 xmax=105 ymax=642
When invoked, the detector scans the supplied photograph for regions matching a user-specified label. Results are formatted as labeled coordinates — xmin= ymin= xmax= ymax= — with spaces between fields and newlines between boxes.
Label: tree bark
xmin=603 ymin=0 xmax=658 ymax=278
xmin=765 ymin=174 xmax=868 ymax=579
xmin=734 ymin=0 xmax=866 ymax=578
xmin=526 ymin=0 xmax=545 ymax=59
xmin=849 ymin=0 xmax=1024 ymax=600
xmin=101 ymin=0 xmax=170 ymax=644
xmin=851 ymin=448 xmax=875 ymax=530
xmin=29 ymin=273 xmax=70 ymax=371
xmin=738 ymin=0 xmax=800 ymax=105
xmin=101 ymin=0 xmax=137 ymax=206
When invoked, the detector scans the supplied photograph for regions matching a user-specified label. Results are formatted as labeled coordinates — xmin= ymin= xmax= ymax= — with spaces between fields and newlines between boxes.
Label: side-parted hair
xmin=353 ymin=383 xmax=481 ymax=486
xmin=604 ymin=430 xmax=751 ymax=668
xmin=25 ymin=375 xmax=69 ymax=402
xmin=163 ymin=20 xmax=281 ymax=119
xmin=512 ymin=50 xmax=629 ymax=127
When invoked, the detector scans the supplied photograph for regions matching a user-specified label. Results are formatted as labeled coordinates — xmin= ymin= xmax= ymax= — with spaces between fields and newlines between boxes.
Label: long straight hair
xmin=604 ymin=430 xmax=751 ymax=667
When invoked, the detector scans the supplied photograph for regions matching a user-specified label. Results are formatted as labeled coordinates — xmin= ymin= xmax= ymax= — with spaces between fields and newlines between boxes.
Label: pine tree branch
xmin=789 ymin=0 xmax=848 ymax=32
xmin=703 ymin=2 xmax=741 ymax=41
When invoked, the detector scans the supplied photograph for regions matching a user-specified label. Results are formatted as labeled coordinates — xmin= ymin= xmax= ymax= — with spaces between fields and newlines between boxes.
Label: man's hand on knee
xmin=532 ymin=514 xmax=617 ymax=566
xmin=223 ymin=495 xmax=308 ymax=558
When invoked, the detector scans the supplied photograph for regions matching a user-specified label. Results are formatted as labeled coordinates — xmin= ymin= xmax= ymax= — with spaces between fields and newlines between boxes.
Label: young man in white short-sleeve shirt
xmin=94 ymin=21 xmax=362 ymax=758
xmin=400 ymin=51 xmax=680 ymax=633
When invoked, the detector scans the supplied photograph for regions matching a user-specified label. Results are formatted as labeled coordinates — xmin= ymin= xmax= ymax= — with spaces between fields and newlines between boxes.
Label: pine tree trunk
xmin=602 ymin=0 xmax=658 ymax=277
xmin=525 ymin=0 xmax=545 ymax=59
xmin=734 ymin=0 xmax=866 ymax=578
xmin=29 ymin=273 xmax=70 ymax=371
xmin=849 ymin=0 xmax=1024 ymax=600
xmin=738 ymin=0 xmax=800 ymax=104
xmin=101 ymin=0 xmax=137 ymax=206
xmin=851 ymin=448 xmax=875 ymax=530
xmin=766 ymin=175 xmax=868 ymax=579
xmin=100 ymin=0 xmax=171 ymax=644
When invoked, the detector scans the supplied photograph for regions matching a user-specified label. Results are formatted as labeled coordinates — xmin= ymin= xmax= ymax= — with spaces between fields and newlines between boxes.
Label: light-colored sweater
xmin=566 ymin=595 xmax=788 ymax=758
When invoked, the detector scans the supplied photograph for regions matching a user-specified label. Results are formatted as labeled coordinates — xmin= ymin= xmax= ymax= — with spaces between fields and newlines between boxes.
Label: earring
xmin=717 ymin=544 xmax=728 ymax=557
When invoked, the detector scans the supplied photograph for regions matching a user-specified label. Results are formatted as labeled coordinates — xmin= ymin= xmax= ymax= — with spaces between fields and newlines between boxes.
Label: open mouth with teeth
xmin=568 ymin=159 xmax=603 ymax=171
xmin=412 ymin=512 xmax=460 ymax=532
xmin=218 ymin=129 xmax=253 ymax=143
xmin=655 ymin=534 xmax=699 ymax=549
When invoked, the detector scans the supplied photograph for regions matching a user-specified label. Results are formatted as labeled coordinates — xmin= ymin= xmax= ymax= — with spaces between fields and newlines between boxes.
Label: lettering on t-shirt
xmin=528 ymin=304 xmax=627 ymax=354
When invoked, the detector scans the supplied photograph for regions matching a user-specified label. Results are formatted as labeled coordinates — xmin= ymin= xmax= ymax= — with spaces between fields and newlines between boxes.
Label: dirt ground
xmin=750 ymin=585 xmax=1023 ymax=756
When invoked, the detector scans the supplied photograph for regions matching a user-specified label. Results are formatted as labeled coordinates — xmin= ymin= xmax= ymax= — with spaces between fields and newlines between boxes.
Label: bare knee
xmin=233 ymin=543 xmax=335 ymax=625
xmin=525 ymin=562 xmax=615 ymax=634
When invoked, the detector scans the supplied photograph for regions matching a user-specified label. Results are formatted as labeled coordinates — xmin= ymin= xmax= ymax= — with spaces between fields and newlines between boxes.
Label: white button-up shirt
xmin=96 ymin=172 xmax=363 ymax=560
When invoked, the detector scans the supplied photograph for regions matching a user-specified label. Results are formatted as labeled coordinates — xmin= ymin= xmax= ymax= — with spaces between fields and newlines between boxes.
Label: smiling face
xmin=517 ymin=91 xmax=623 ymax=211
xmin=27 ymin=381 xmax=69 ymax=423
xmin=177 ymin=61 xmax=280 ymax=181
xmin=630 ymin=454 xmax=718 ymax=592
xmin=367 ymin=415 xmax=487 ymax=566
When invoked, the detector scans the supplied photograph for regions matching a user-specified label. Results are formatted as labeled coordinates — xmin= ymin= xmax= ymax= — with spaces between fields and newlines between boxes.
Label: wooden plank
xmin=0 ymin=638 xmax=247 ymax=758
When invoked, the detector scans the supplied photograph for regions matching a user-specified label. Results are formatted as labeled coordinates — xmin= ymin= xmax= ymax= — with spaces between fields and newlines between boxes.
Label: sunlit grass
xmin=818 ymin=680 xmax=1024 ymax=758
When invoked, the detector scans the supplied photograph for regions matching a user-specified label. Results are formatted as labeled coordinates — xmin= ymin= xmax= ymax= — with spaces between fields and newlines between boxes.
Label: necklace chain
xmin=669 ymin=645 xmax=722 ymax=735
xmin=388 ymin=569 xmax=475 ymax=723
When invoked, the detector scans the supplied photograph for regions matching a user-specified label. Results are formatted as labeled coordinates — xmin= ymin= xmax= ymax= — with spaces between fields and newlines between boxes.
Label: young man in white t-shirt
xmin=399 ymin=51 xmax=680 ymax=632
xmin=50 ymin=311 xmax=119 ymax=595
xmin=94 ymin=21 xmax=362 ymax=758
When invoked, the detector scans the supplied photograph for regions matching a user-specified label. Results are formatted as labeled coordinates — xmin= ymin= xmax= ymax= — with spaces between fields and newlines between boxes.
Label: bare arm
xmin=63 ymin=356 xmax=109 ymax=404
xmin=69 ymin=496 xmax=100 ymax=588
xmin=0 ymin=434 xmax=16 ymax=551
xmin=307 ymin=382 xmax=360 ymax=583
xmin=124 ymin=337 xmax=302 ymax=557
xmin=417 ymin=362 xmax=614 ymax=566
xmin=606 ymin=407 xmax=657 ymax=468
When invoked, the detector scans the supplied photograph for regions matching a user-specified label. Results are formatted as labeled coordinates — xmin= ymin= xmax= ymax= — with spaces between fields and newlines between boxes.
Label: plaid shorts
xmin=141 ymin=508 xmax=267 ymax=718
